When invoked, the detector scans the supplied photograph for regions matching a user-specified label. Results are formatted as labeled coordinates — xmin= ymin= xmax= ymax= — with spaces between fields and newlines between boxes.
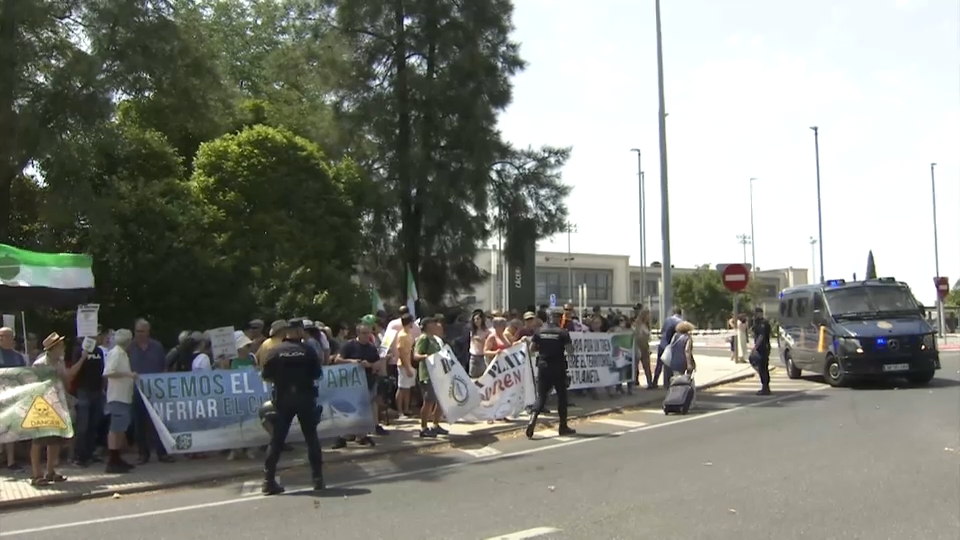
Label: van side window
xmin=812 ymin=292 xmax=824 ymax=311
xmin=796 ymin=297 xmax=808 ymax=318
xmin=779 ymin=300 xmax=788 ymax=317
xmin=786 ymin=298 xmax=794 ymax=318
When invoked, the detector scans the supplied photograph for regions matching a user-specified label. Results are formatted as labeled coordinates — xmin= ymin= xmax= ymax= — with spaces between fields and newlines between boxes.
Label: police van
xmin=777 ymin=278 xmax=940 ymax=387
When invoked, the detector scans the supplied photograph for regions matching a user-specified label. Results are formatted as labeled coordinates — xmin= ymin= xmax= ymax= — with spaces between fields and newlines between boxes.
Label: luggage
xmin=662 ymin=373 xmax=695 ymax=415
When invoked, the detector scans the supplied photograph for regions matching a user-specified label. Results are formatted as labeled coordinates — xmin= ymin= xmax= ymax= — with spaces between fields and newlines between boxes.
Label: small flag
xmin=371 ymin=288 xmax=385 ymax=314
xmin=406 ymin=265 xmax=418 ymax=318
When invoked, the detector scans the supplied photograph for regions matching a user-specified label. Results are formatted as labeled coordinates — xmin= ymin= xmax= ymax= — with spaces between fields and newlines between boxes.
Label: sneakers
xmin=357 ymin=436 xmax=375 ymax=447
xmin=525 ymin=423 xmax=536 ymax=439
xmin=756 ymin=388 xmax=772 ymax=396
xmin=312 ymin=475 xmax=325 ymax=491
xmin=558 ymin=426 xmax=577 ymax=436
xmin=374 ymin=425 xmax=389 ymax=436
xmin=261 ymin=480 xmax=285 ymax=496
xmin=431 ymin=425 xmax=449 ymax=436
xmin=419 ymin=428 xmax=437 ymax=438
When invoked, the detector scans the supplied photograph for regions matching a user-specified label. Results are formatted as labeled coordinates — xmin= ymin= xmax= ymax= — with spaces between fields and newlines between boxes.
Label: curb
xmin=0 ymin=370 xmax=759 ymax=511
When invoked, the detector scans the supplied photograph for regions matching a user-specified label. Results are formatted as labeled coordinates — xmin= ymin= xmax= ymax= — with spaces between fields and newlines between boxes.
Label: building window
xmin=575 ymin=270 xmax=612 ymax=303
xmin=536 ymin=270 xmax=567 ymax=304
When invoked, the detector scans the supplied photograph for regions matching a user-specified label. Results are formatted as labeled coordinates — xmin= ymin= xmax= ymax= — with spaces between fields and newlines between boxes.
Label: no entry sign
xmin=935 ymin=276 xmax=950 ymax=300
xmin=722 ymin=263 xmax=750 ymax=293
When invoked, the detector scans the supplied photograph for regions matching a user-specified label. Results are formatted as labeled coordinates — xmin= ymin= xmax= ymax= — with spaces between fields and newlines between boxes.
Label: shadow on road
xmin=848 ymin=377 xmax=960 ymax=391
xmin=291 ymin=486 xmax=372 ymax=498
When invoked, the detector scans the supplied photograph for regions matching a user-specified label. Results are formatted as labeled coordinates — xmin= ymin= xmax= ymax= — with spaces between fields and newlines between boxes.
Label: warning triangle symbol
xmin=20 ymin=395 xmax=68 ymax=430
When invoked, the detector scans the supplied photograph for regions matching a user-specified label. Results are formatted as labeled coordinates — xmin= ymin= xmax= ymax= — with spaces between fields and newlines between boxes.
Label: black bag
xmin=663 ymin=374 xmax=695 ymax=415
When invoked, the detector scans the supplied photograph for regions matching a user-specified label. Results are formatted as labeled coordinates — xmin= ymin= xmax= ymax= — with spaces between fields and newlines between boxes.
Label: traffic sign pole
xmin=935 ymin=277 xmax=949 ymax=338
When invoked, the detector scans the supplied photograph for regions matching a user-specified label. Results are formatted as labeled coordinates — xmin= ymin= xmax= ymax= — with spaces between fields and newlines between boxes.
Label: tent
xmin=0 ymin=244 xmax=96 ymax=310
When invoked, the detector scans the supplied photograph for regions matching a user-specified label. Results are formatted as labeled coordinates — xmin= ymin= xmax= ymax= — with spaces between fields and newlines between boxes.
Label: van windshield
xmin=824 ymin=286 xmax=920 ymax=318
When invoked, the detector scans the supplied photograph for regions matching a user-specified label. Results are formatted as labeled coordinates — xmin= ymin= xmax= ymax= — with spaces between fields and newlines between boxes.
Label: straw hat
xmin=42 ymin=332 xmax=66 ymax=351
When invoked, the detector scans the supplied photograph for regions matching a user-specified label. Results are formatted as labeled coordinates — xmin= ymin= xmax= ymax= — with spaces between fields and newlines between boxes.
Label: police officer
xmin=751 ymin=307 xmax=773 ymax=396
xmin=260 ymin=318 xmax=325 ymax=495
xmin=525 ymin=313 xmax=577 ymax=439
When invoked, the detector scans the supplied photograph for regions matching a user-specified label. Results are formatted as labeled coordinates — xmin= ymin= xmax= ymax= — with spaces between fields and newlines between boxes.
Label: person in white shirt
xmin=190 ymin=332 xmax=213 ymax=371
xmin=103 ymin=329 xmax=137 ymax=473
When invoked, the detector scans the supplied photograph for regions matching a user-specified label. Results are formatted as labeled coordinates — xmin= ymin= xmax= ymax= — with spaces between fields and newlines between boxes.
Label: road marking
xmin=0 ymin=386 xmax=827 ymax=537
xmin=591 ymin=418 xmax=647 ymax=429
xmin=711 ymin=392 xmax=735 ymax=397
xmin=634 ymin=408 xmax=665 ymax=415
xmin=483 ymin=526 xmax=561 ymax=540
xmin=357 ymin=460 xmax=402 ymax=477
xmin=532 ymin=431 xmax=574 ymax=442
xmin=459 ymin=446 xmax=503 ymax=458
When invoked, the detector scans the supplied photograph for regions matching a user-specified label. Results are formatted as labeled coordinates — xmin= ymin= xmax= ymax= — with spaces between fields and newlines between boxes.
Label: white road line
xmin=591 ymin=418 xmax=647 ymax=429
xmin=459 ymin=446 xmax=503 ymax=458
xmin=238 ymin=480 xmax=261 ymax=497
xmin=357 ymin=460 xmax=402 ymax=477
xmin=483 ymin=526 xmax=561 ymax=540
xmin=533 ymin=431 xmax=574 ymax=442
xmin=0 ymin=385 xmax=828 ymax=538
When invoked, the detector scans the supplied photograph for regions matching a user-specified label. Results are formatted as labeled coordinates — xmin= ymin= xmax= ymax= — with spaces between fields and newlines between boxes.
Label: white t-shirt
xmin=103 ymin=346 xmax=135 ymax=404
xmin=191 ymin=352 xmax=212 ymax=371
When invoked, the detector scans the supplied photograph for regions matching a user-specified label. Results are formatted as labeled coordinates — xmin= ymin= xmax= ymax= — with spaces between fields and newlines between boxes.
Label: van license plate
xmin=883 ymin=363 xmax=910 ymax=372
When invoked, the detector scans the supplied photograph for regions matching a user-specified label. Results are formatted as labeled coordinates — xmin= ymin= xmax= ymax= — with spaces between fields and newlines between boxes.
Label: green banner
xmin=0 ymin=367 xmax=74 ymax=443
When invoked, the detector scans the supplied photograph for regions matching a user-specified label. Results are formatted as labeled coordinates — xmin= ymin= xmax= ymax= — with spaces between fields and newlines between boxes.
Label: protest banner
xmin=566 ymin=332 xmax=635 ymax=390
xmin=138 ymin=364 xmax=374 ymax=453
xmin=466 ymin=342 xmax=536 ymax=421
xmin=425 ymin=343 xmax=481 ymax=423
xmin=0 ymin=367 xmax=74 ymax=443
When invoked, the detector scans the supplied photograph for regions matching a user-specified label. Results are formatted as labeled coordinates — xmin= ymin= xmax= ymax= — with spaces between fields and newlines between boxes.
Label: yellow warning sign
xmin=20 ymin=395 xmax=68 ymax=430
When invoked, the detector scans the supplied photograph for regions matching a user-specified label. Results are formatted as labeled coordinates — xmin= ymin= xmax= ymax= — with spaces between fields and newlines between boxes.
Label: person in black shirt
xmin=525 ymin=315 xmax=577 ymax=438
xmin=67 ymin=326 xmax=108 ymax=467
xmin=331 ymin=323 xmax=381 ymax=448
xmin=260 ymin=318 xmax=324 ymax=495
xmin=750 ymin=307 xmax=773 ymax=396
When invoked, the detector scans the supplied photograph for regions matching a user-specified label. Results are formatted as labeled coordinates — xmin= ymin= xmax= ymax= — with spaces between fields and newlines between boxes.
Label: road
xmin=2 ymin=353 xmax=959 ymax=540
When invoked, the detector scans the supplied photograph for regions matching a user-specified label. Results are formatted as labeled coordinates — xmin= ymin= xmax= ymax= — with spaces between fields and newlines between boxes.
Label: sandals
xmin=30 ymin=477 xmax=51 ymax=486
xmin=45 ymin=472 xmax=67 ymax=482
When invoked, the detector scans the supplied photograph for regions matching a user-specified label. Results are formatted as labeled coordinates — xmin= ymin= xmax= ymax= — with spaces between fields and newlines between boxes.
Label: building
xmin=468 ymin=247 xmax=808 ymax=318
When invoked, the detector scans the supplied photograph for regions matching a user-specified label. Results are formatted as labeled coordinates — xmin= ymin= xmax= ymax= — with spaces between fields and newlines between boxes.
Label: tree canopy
xmin=672 ymin=265 xmax=763 ymax=328
xmin=0 ymin=0 xmax=571 ymax=341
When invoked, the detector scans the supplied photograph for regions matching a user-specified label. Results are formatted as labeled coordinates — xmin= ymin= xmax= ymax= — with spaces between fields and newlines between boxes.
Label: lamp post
xmin=630 ymin=149 xmax=646 ymax=306
xmin=566 ymin=223 xmax=577 ymax=303
xmin=931 ymin=162 xmax=944 ymax=337
xmin=809 ymin=237 xmax=817 ymax=284
xmin=749 ymin=177 xmax=757 ymax=273
xmin=810 ymin=126 xmax=825 ymax=283
xmin=655 ymin=0 xmax=673 ymax=325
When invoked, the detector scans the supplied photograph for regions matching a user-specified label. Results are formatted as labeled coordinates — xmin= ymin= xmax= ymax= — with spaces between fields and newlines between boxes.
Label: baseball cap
xmin=360 ymin=314 xmax=377 ymax=326
xmin=269 ymin=319 xmax=289 ymax=337
xmin=523 ymin=311 xmax=536 ymax=320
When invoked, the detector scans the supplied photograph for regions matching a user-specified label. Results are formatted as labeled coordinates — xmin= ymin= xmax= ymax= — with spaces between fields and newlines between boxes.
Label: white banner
xmin=426 ymin=343 xmax=481 ymax=423
xmin=466 ymin=342 xmax=537 ymax=421
xmin=567 ymin=332 xmax=636 ymax=390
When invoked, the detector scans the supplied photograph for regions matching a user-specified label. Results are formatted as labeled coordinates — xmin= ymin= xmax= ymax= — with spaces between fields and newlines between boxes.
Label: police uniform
xmin=260 ymin=319 xmax=325 ymax=494
xmin=751 ymin=311 xmax=773 ymax=395
xmin=525 ymin=321 xmax=576 ymax=438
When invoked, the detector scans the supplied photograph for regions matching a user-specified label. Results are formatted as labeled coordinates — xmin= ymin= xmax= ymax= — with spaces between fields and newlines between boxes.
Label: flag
xmin=0 ymin=244 xmax=95 ymax=309
xmin=371 ymin=287 xmax=385 ymax=314
xmin=406 ymin=265 xmax=418 ymax=318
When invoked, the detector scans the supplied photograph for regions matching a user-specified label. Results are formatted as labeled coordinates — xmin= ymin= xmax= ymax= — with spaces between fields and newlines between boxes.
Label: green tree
xmin=672 ymin=265 xmax=742 ymax=327
xmin=946 ymin=287 xmax=960 ymax=308
xmin=191 ymin=125 xmax=367 ymax=322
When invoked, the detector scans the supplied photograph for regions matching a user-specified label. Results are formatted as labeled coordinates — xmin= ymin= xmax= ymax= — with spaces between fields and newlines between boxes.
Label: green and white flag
xmin=406 ymin=265 xmax=418 ymax=319
xmin=0 ymin=244 xmax=95 ymax=309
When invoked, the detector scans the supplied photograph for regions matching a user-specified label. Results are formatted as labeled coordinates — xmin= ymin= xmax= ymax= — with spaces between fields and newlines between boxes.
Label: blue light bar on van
xmin=876 ymin=337 xmax=887 ymax=347
xmin=826 ymin=279 xmax=846 ymax=287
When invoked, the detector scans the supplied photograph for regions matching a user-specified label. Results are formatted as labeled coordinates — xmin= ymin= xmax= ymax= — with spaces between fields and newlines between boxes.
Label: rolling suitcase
xmin=662 ymin=373 xmax=695 ymax=415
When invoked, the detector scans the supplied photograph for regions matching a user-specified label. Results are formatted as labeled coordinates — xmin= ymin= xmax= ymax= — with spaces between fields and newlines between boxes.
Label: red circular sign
xmin=722 ymin=263 xmax=750 ymax=292
xmin=935 ymin=276 xmax=950 ymax=300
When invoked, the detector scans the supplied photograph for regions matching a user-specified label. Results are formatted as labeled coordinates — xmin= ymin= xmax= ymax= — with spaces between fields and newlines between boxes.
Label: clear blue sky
xmin=497 ymin=0 xmax=959 ymax=304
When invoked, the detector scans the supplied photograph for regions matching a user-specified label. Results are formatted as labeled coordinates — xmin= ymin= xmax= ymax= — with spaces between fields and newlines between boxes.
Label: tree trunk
xmin=392 ymin=0 xmax=418 ymax=304
xmin=0 ymin=0 xmax=19 ymax=243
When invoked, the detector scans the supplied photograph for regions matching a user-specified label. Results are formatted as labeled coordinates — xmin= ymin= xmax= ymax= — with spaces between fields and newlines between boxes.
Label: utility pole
xmin=737 ymin=234 xmax=752 ymax=265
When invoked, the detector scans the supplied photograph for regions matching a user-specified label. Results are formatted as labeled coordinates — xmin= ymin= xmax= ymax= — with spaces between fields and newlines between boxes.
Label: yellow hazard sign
xmin=20 ymin=395 xmax=68 ymax=430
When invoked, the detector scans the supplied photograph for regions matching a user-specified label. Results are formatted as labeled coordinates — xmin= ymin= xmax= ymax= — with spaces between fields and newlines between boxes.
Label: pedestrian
xmin=29 ymin=332 xmax=72 ymax=485
xmin=654 ymin=307 xmax=684 ymax=388
xmin=411 ymin=317 xmax=449 ymax=438
xmin=259 ymin=318 xmax=325 ymax=495
xmin=525 ymin=313 xmax=577 ymax=439
xmin=633 ymin=308 xmax=654 ymax=389
xmin=750 ymin=307 xmax=773 ymax=396
xmin=102 ymin=329 xmax=137 ymax=474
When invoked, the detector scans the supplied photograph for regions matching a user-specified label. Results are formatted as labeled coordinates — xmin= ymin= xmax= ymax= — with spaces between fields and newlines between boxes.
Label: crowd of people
xmin=0 ymin=299 xmax=761 ymax=487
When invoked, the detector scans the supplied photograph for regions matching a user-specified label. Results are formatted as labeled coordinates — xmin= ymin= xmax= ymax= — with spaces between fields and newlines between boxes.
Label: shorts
xmin=418 ymin=380 xmax=436 ymax=403
xmin=397 ymin=367 xmax=417 ymax=389
xmin=107 ymin=401 xmax=132 ymax=433
xmin=468 ymin=354 xmax=487 ymax=378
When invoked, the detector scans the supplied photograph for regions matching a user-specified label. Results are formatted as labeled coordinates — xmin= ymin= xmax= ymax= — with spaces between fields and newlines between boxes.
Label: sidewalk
xmin=0 ymin=353 xmax=757 ymax=510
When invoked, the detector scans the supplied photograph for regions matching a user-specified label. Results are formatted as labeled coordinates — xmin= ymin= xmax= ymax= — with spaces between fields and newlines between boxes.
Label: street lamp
xmin=630 ymin=149 xmax=647 ymax=306
xmin=931 ymin=162 xmax=944 ymax=337
xmin=749 ymin=178 xmax=757 ymax=273
xmin=565 ymin=223 xmax=577 ymax=303
xmin=810 ymin=126 xmax=825 ymax=283
xmin=736 ymin=234 xmax=752 ymax=264
xmin=809 ymin=237 xmax=817 ymax=284
xmin=655 ymin=0 xmax=673 ymax=325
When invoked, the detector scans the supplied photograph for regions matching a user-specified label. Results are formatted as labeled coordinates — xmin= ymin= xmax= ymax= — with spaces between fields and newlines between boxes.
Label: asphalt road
xmin=2 ymin=353 xmax=959 ymax=540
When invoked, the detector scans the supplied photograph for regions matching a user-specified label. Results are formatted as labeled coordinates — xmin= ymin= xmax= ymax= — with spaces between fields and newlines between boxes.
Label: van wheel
xmin=824 ymin=356 xmax=847 ymax=387
xmin=905 ymin=370 xmax=935 ymax=386
xmin=784 ymin=351 xmax=802 ymax=380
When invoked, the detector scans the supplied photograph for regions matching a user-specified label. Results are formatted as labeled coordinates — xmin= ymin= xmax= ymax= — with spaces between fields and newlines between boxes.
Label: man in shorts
xmin=103 ymin=329 xmax=137 ymax=473
xmin=412 ymin=317 xmax=449 ymax=438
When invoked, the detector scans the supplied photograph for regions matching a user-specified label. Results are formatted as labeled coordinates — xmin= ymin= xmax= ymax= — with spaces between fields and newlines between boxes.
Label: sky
xmin=497 ymin=0 xmax=960 ymax=305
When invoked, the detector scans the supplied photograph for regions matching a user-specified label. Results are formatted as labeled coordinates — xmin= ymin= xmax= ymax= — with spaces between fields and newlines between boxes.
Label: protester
xmin=634 ymin=308 xmax=654 ymax=389
xmin=67 ymin=325 xmax=108 ymax=467
xmin=0 ymin=326 xmax=26 ymax=471
xmin=468 ymin=310 xmax=488 ymax=378
xmin=231 ymin=331 xmax=256 ymax=369
xmin=412 ymin=317 xmax=448 ymax=438
xmin=103 ymin=329 xmax=137 ymax=474
xmin=128 ymin=319 xmax=172 ymax=464
xmin=394 ymin=314 xmax=417 ymax=417
xmin=331 ymin=323 xmax=380 ymax=448
xmin=30 ymin=332 xmax=70 ymax=485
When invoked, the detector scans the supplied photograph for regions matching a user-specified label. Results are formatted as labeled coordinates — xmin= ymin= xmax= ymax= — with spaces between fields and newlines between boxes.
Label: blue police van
xmin=777 ymin=278 xmax=940 ymax=387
